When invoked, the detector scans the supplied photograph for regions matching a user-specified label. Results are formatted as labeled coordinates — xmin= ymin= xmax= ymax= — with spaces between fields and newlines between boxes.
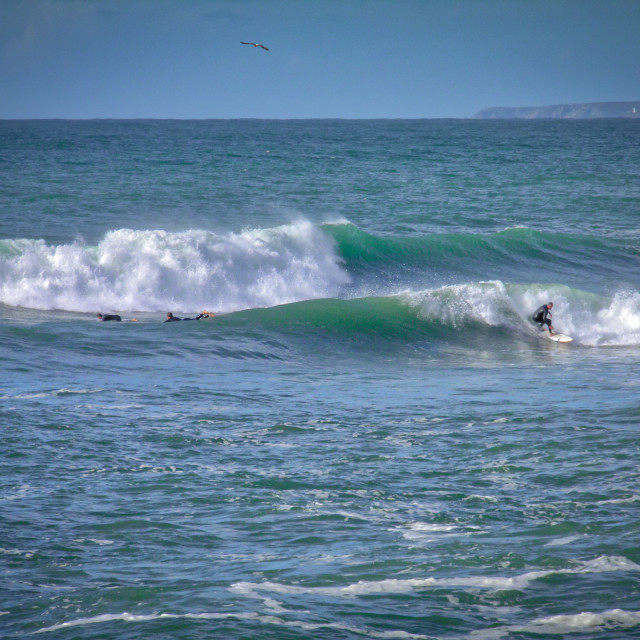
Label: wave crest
xmin=402 ymin=282 xmax=640 ymax=346
xmin=0 ymin=222 xmax=349 ymax=313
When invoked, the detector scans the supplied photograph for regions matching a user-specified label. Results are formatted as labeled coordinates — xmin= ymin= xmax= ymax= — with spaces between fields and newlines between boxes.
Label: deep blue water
xmin=1 ymin=119 xmax=640 ymax=639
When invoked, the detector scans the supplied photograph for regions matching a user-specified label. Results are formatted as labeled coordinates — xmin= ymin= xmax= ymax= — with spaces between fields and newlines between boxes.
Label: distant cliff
xmin=473 ymin=101 xmax=640 ymax=119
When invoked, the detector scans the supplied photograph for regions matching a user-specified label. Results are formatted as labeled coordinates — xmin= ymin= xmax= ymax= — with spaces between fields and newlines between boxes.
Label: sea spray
xmin=0 ymin=222 xmax=349 ymax=313
xmin=401 ymin=281 xmax=640 ymax=346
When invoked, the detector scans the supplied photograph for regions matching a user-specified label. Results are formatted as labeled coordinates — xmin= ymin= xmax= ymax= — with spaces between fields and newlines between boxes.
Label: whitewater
xmin=0 ymin=222 xmax=349 ymax=312
xmin=2 ymin=118 xmax=640 ymax=639
xmin=2 ymin=221 xmax=640 ymax=347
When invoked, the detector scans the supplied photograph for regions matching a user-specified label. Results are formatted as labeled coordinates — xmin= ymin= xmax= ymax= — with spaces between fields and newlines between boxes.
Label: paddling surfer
xmin=532 ymin=302 xmax=554 ymax=335
xmin=165 ymin=311 xmax=212 ymax=322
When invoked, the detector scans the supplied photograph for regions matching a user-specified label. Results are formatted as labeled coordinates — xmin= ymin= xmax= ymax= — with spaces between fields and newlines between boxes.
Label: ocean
xmin=1 ymin=118 xmax=639 ymax=639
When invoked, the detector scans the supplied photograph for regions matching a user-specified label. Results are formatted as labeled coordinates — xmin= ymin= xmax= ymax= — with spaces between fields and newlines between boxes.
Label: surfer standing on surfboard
xmin=532 ymin=302 xmax=554 ymax=335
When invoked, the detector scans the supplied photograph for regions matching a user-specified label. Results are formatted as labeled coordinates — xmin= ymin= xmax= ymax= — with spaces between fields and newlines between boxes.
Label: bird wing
xmin=240 ymin=42 xmax=269 ymax=50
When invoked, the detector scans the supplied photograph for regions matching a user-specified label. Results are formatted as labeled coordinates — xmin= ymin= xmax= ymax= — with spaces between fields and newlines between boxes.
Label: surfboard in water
xmin=531 ymin=321 xmax=573 ymax=343
xmin=547 ymin=332 xmax=573 ymax=343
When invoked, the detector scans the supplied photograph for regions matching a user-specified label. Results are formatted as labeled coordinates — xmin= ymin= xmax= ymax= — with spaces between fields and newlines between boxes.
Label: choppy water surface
xmin=1 ymin=119 xmax=640 ymax=639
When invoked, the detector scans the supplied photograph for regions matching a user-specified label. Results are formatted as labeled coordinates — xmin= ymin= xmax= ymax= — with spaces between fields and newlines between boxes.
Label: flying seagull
xmin=241 ymin=42 xmax=269 ymax=51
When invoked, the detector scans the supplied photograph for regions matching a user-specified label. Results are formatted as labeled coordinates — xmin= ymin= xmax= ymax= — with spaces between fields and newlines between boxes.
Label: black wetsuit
xmin=165 ymin=313 xmax=209 ymax=322
xmin=532 ymin=305 xmax=552 ymax=330
xmin=99 ymin=314 xmax=122 ymax=322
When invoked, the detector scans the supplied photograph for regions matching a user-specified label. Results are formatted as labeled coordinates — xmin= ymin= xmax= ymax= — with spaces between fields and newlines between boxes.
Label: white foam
xmin=231 ymin=555 xmax=640 ymax=599
xmin=471 ymin=608 xmax=640 ymax=638
xmin=404 ymin=281 xmax=512 ymax=329
xmin=531 ymin=609 xmax=640 ymax=633
xmin=463 ymin=495 xmax=499 ymax=503
xmin=589 ymin=290 xmax=640 ymax=345
xmin=544 ymin=535 xmax=582 ymax=547
xmin=0 ymin=222 xmax=349 ymax=313
xmin=0 ymin=388 xmax=102 ymax=400
xmin=0 ymin=547 xmax=35 ymax=558
xmin=527 ymin=608 xmax=640 ymax=632
xmin=2 ymin=484 xmax=48 ymax=502
xmin=73 ymin=538 xmax=114 ymax=546
xmin=395 ymin=521 xmax=463 ymax=542
xmin=403 ymin=281 xmax=640 ymax=347
xmin=509 ymin=286 xmax=640 ymax=346
xmin=35 ymin=612 xmax=233 ymax=633
xmin=35 ymin=610 xmax=430 ymax=639
xmin=600 ymin=494 xmax=640 ymax=505
xmin=407 ymin=522 xmax=458 ymax=533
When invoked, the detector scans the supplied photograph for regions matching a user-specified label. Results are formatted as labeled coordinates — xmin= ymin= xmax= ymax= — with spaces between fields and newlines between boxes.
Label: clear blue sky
xmin=1 ymin=0 xmax=639 ymax=119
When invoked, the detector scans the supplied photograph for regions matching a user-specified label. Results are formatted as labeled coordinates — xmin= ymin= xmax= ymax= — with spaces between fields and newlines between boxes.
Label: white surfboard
xmin=547 ymin=332 xmax=573 ymax=343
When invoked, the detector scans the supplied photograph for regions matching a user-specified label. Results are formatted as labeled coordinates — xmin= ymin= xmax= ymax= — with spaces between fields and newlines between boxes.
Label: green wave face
xmin=322 ymin=223 xmax=639 ymax=297
xmin=219 ymin=281 xmax=640 ymax=349
xmin=2 ymin=222 xmax=639 ymax=349
xmin=324 ymin=223 xmax=629 ymax=271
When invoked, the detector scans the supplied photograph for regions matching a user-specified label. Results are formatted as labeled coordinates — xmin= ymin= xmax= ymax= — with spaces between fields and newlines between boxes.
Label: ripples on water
xmin=2 ymin=119 xmax=640 ymax=638
xmin=3 ymin=324 xmax=640 ymax=638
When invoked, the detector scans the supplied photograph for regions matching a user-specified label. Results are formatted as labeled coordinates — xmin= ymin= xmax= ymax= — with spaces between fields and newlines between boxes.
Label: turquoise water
xmin=1 ymin=119 xmax=640 ymax=639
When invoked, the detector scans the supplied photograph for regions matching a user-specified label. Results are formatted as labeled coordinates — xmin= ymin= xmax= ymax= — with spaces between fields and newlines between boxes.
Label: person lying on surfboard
xmin=165 ymin=311 xmax=214 ymax=322
xmin=532 ymin=302 xmax=554 ymax=335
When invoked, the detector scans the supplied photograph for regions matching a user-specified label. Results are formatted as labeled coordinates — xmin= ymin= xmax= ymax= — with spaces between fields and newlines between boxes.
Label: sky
xmin=1 ymin=0 xmax=639 ymax=119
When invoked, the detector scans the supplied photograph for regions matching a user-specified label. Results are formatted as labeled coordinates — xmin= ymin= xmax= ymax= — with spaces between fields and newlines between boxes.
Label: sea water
xmin=1 ymin=119 xmax=639 ymax=639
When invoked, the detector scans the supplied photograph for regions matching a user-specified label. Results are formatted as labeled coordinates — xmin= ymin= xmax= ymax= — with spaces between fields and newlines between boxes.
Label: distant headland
xmin=473 ymin=101 xmax=640 ymax=119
